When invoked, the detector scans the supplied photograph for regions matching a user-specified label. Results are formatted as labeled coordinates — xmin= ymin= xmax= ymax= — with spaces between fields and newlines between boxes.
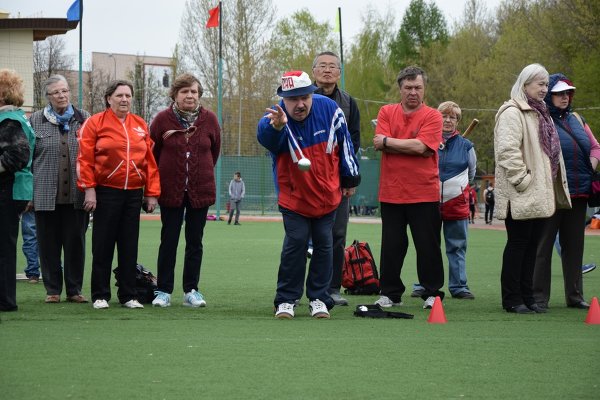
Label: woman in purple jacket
xmin=149 ymin=73 xmax=221 ymax=308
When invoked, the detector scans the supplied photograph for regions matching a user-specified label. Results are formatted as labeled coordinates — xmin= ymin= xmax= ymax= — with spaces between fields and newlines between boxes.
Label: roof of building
xmin=0 ymin=18 xmax=78 ymax=41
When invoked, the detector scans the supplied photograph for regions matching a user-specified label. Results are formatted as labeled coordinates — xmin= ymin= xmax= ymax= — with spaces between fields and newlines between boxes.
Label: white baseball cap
xmin=551 ymin=80 xmax=576 ymax=92
xmin=277 ymin=71 xmax=317 ymax=98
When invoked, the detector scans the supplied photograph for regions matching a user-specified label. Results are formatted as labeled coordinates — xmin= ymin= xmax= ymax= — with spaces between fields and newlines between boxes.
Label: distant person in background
xmin=257 ymin=71 xmax=360 ymax=319
xmin=411 ymin=101 xmax=476 ymax=300
xmin=228 ymin=171 xmax=245 ymax=225
xmin=312 ymin=51 xmax=361 ymax=306
xmin=0 ymin=69 xmax=34 ymax=312
xmin=373 ymin=66 xmax=445 ymax=310
xmin=78 ymin=80 xmax=160 ymax=310
xmin=468 ymin=185 xmax=477 ymax=224
xmin=150 ymin=73 xmax=220 ymax=308
xmin=494 ymin=63 xmax=570 ymax=314
xmin=29 ymin=74 xmax=90 ymax=304
xmin=20 ymin=210 xmax=40 ymax=283
xmin=533 ymin=73 xmax=600 ymax=310
xmin=483 ymin=182 xmax=495 ymax=224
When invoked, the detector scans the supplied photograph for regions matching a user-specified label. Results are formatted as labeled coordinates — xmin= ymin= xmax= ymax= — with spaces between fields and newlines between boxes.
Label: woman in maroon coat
xmin=149 ymin=73 xmax=221 ymax=308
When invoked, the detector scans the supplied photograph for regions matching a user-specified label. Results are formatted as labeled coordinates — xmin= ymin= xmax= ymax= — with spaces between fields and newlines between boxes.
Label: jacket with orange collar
xmin=77 ymin=108 xmax=160 ymax=197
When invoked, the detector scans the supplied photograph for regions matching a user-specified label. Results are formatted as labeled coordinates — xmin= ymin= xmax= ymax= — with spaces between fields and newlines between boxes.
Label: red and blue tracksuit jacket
xmin=257 ymin=94 xmax=361 ymax=218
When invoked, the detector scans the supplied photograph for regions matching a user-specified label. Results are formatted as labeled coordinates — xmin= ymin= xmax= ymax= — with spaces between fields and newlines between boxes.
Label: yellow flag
xmin=334 ymin=12 xmax=340 ymax=33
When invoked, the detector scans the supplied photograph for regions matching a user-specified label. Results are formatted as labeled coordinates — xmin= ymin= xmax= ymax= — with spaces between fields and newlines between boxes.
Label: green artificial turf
xmin=1 ymin=219 xmax=599 ymax=399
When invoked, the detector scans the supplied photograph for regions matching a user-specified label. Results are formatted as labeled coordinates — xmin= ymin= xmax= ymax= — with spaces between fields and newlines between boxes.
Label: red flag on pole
xmin=206 ymin=5 xmax=219 ymax=28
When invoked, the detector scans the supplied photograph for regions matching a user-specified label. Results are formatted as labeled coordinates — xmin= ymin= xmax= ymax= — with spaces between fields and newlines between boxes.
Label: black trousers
xmin=485 ymin=202 xmax=495 ymax=222
xmin=0 ymin=183 xmax=19 ymax=311
xmin=330 ymin=196 xmax=350 ymax=291
xmin=379 ymin=202 xmax=445 ymax=302
xmin=91 ymin=186 xmax=142 ymax=303
xmin=533 ymin=198 xmax=587 ymax=307
xmin=156 ymin=193 xmax=208 ymax=294
xmin=501 ymin=211 xmax=546 ymax=309
xmin=35 ymin=206 xmax=88 ymax=297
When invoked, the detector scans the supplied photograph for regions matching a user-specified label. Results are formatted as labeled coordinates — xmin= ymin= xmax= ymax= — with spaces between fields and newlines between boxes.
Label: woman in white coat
xmin=494 ymin=63 xmax=571 ymax=314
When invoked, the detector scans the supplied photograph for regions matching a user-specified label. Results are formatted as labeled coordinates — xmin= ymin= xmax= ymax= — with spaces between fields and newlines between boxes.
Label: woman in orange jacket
xmin=77 ymin=80 xmax=160 ymax=310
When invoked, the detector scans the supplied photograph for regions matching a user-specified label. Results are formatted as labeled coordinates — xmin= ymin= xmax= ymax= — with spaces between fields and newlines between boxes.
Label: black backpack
xmin=485 ymin=189 xmax=495 ymax=203
xmin=113 ymin=263 xmax=158 ymax=304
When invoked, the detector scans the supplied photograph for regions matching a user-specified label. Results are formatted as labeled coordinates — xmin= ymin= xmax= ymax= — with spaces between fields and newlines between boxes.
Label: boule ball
xmin=298 ymin=158 xmax=311 ymax=171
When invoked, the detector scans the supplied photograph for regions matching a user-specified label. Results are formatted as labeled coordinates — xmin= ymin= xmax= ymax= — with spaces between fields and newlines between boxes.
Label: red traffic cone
xmin=427 ymin=296 xmax=447 ymax=324
xmin=585 ymin=297 xmax=600 ymax=325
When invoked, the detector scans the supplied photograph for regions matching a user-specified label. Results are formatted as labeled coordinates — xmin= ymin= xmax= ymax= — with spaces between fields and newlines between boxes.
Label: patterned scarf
xmin=172 ymin=102 xmax=200 ymax=129
xmin=43 ymin=104 xmax=74 ymax=132
xmin=527 ymin=96 xmax=561 ymax=178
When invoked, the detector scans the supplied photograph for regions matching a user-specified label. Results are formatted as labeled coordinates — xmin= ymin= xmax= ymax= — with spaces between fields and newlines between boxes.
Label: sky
xmin=0 ymin=0 xmax=502 ymax=60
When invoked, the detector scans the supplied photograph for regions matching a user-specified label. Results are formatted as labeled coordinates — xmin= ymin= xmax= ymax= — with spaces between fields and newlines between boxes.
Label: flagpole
xmin=78 ymin=0 xmax=83 ymax=108
xmin=215 ymin=1 xmax=223 ymax=219
xmin=338 ymin=7 xmax=345 ymax=91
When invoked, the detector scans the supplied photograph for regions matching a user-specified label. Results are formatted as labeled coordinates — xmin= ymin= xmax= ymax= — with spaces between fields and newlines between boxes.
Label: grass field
xmin=1 ymin=218 xmax=599 ymax=399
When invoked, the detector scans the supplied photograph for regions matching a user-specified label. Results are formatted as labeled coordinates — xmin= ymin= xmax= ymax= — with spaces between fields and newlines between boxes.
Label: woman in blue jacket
xmin=533 ymin=74 xmax=600 ymax=310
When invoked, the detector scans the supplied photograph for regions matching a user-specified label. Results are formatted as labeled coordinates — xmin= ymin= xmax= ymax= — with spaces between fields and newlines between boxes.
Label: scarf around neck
xmin=44 ymin=104 xmax=74 ymax=132
xmin=172 ymin=102 xmax=200 ymax=128
xmin=527 ymin=96 xmax=561 ymax=178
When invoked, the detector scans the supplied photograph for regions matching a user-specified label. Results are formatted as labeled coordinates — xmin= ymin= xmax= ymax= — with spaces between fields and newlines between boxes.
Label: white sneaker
xmin=423 ymin=296 xmax=436 ymax=309
xmin=93 ymin=299 xmax=109 ymax=309
xmin=183 ymin=289 xmax=206 ymax=307
xmin=375 ymin=295 xmax=402 ymax=308
xmin=275 ymin=302 xmax=295 ymax=319
xmin=309 ymin=299 xmax=330 ymax=318
xmin=122 ymin=299 xmax=144 ymax=308
xmin=152 ymin=291 xmax=171 ymax=307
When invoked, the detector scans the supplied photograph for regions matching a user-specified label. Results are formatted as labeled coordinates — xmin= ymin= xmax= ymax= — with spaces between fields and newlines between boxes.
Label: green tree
xmin=388 ymin=0 xmax=448 ymax=70
xmin=267 ymin=9 xmax=336 ymax=72
xmin=345 ymin=5 xmax=397 ymax=153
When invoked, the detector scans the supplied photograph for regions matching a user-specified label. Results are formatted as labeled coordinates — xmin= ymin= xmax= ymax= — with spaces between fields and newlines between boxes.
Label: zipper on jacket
xmin=122 ymin=121 xmax=130 ymax=189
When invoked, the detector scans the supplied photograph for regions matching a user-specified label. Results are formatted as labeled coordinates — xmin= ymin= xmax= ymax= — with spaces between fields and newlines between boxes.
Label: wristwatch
xmin=383 ymin=136 xmax=388 ymax=149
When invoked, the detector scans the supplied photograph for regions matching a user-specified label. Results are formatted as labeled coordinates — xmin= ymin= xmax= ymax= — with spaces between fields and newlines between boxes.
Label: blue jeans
xmin=413 ymin=219 xmax=470 ymax=296
xmin=274 ymin=207 xmax=336 ymax=309
xmin=21 ymin=210 xmax=40 ymax=278
xmin=443 ymin=219 xmax=470 ymax=295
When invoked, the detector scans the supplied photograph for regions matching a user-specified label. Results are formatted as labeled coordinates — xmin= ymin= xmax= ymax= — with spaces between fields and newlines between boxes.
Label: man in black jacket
xmin=311 ymin=51 xmax=361 ymax=306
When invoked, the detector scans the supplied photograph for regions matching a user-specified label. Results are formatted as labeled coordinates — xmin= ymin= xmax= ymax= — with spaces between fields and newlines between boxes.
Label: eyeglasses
xmin=442 ymin=115 xmax=458 ymax=121
xmin=47 ymin=89 xmax=70 ymax=97
xmin=314 ymin=63 xmax=340 ymax=71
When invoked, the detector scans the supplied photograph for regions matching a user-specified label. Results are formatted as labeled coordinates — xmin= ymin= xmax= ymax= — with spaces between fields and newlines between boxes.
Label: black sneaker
xmin=452 ymin=291 xmax=475 ymax=300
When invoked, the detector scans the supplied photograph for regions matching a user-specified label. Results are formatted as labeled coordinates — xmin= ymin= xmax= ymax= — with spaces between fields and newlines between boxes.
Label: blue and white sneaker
xmin=582 ymin=264 xmax=597 ymax=274
xmin=152 ymin=291 xmax=171 ymax=307
xmin=183 ymin=289 xmax=206 ymax=307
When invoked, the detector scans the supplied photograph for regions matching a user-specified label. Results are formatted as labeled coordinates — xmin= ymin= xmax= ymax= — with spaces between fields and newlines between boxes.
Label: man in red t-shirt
xmin=372 ymin=66 xmax=445 ymax=310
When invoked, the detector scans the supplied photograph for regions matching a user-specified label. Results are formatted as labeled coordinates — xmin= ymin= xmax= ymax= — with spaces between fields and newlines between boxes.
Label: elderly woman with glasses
xmin=411 ymin=101 xmax=477 ymax=300
xmin=533 ymin=74 xmax=600 ymax=311
xmin=29 ymin=75 xmax=91 ymax=304
xmin=0 ymin=69 xmax=34 ymax=312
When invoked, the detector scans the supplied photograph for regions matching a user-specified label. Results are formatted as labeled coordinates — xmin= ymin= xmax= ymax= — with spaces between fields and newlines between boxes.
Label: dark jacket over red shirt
xmin=150 ymin=105 xmax=221 ymax=208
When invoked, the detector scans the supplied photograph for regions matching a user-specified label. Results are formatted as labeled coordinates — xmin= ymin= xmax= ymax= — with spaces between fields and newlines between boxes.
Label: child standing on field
xmin=228 ymin=172 xmax=245 ymax=225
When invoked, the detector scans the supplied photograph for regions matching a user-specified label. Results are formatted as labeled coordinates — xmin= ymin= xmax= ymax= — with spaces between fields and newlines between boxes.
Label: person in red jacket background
xmin=149 ymin=73 xmax=220 ymax=308
xmin=77 ymin=80 xmax=160 ymax=310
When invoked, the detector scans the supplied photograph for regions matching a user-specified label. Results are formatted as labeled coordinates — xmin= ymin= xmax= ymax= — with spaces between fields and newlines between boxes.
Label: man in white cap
xmin=257 ymin=70 xmax=361 ymax=319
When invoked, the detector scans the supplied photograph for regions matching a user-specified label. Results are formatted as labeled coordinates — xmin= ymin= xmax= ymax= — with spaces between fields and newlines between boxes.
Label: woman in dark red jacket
xmin=149 ymin=73 xmax=221 ymax=308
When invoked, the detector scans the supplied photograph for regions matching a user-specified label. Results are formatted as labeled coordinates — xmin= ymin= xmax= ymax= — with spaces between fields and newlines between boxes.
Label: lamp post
xmin=108 ymin=53 xmax=117 ymax=80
